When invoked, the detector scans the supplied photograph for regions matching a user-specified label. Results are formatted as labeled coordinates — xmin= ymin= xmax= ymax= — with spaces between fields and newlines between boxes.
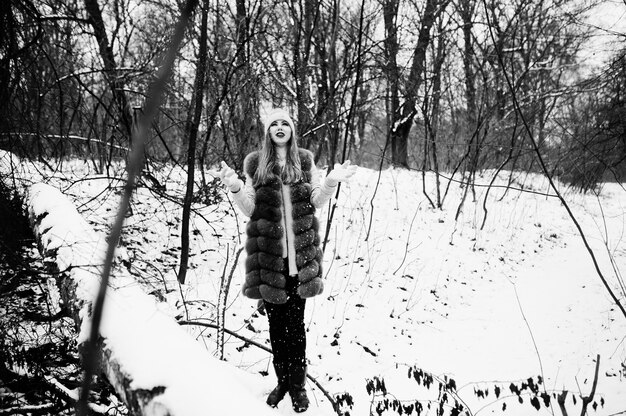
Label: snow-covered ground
xmin=2 ymin=151 xmax=625 ymax=415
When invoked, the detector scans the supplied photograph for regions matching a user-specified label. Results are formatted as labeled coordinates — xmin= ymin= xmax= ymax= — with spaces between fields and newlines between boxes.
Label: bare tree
xmin=178 ymin=0 xmax=209 ymax=285
xmin=311 ymin=0 xmax=341 ymax=163
xmin=230 ymin=0 xmax=261 ymax=164
xmin=458 ymin=0 xmax=479 ymax=202
xmin=382 ymin=0 xmax=449 ymax=167
xmin=421 ymin=10 xmax=448 ymax=208
xmin=83 ymin=0 xmax=133 ymax=144
xmin=291 ymin=0 xmax=319 ymax=137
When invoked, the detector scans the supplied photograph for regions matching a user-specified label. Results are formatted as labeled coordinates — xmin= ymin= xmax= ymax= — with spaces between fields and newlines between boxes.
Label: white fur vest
xmin=241 ymin=149 xmax=324 ymax=304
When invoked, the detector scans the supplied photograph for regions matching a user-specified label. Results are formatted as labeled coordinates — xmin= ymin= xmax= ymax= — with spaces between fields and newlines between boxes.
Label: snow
xmin=1 ymin=149 xmax=625 ymax=415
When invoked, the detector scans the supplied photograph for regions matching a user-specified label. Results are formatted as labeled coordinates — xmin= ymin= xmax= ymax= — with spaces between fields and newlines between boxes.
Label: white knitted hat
xmin=263 ymin=108 xmax=296 ymax=136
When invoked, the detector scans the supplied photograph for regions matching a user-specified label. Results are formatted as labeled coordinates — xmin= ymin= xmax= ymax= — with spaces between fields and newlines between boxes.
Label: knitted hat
xmin=263 ymin=108 xmax=296 ymax=136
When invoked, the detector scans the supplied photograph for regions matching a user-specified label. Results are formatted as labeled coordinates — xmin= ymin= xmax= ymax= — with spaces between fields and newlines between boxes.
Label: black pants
xmin=265 ymin=260 xmax=306 ymax=368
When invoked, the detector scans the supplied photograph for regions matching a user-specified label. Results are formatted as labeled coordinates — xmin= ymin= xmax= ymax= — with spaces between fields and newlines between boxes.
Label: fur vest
xmin=241 ymin=149 xmax=324 ymax=304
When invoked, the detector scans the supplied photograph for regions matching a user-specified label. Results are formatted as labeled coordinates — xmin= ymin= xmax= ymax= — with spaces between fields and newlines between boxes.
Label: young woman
xmin=212 ymin=108 xmax=356 ymax=412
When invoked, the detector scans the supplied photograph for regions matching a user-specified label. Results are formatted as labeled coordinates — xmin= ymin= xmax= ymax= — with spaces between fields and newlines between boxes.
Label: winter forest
xmin=1 ymin=0 xmax=626 ymax=415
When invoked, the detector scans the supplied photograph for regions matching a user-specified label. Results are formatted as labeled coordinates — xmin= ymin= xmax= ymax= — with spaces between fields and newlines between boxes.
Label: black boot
xmin=266 ymin=362 xmax=289 ymax=407
xmin=289 ymin=364 xmax=310 ymax=413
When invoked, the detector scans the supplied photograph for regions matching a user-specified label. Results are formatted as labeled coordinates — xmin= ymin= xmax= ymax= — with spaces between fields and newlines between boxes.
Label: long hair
xmin=254 ymin=129 xmax=303 ymax=185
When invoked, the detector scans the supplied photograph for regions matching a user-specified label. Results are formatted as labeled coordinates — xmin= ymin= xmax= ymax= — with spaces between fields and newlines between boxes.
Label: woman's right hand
xmin=209 ymin=161 xmax=243 ymax=193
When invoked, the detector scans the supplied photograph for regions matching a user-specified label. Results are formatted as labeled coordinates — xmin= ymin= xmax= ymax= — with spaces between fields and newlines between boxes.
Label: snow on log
xmin=0 ymin=152 xmax=275 ymax=416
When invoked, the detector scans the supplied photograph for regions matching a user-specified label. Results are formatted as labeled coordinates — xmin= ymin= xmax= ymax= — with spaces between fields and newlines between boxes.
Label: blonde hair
xmin=254 ymin=128 xmax=303 ymax=185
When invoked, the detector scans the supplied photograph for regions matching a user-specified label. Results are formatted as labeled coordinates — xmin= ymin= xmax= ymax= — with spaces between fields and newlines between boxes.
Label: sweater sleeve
xmin=310 ymin=162 xmax=337 ymax=208
xmin=230 ymin=173 xmax=255 ymax=217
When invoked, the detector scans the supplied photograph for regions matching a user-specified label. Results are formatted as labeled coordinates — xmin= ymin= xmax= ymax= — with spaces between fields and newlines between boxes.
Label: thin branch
xmin=508 ymin=277 xmax=554 ymax=416
xmin=0 ymin=404 xmax=56 ymax=415
xmin=0 ymin=133 xmax=129 ymax=153
xmin=480 ymin=110 xmax=520 ymax=230
xmin=39 ymin=14 xmax=91 ymax=24
xmin=217 ymin=244 xmax=231 ymax=359
xmin=178 ymin=319 xmax=340 ymax=414
xmin=393 ymin=203 xmax=421 ymax=275
xmin=364 ymin=124 xmax=393 ymax=242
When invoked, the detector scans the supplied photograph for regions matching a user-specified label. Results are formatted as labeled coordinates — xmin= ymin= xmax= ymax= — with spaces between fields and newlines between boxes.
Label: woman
xmin=212 ymin=108 xmax=356 ymax=412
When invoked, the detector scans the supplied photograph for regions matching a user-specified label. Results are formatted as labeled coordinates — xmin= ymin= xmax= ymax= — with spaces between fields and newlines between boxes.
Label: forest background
xmin=3 ymin=0 xmax=626 ymax=192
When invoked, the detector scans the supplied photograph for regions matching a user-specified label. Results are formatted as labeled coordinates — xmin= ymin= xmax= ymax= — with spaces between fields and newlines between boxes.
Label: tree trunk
xmin=427 ymin=13 xmax=447 ymax=208
xmin=231 ymin=0 xmax=259 ymax=164
xmin=0 ymin=0 xmax=16 ymax=136
xmin=83 ymin=0 xmax=133 ymax=144
xmin=310 ymin=0 xmax=339 ymax=164
xmin=460 ymin=0 xmax=479 ymax=198
xmin=382 ymin=0 xmax=401 ymax=164
xmin=292 ymin=0 xmax=317 ymax=137
xmin=178 ymin=1 xmax=209 ymax=284
xmin=342 ymin=0 xmax=367 ymax=164
xmin=386 ymin=0 xmax=447 ymax=167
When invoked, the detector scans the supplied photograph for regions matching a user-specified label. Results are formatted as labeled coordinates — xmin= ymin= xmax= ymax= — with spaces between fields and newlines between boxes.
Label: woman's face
xmin=268 ymin=119 xmax=292 ymax=147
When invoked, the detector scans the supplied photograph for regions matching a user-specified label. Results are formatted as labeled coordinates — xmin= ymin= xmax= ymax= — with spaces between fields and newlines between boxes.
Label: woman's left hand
xmin=327 ymin=160 xmax=358 ymax=184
